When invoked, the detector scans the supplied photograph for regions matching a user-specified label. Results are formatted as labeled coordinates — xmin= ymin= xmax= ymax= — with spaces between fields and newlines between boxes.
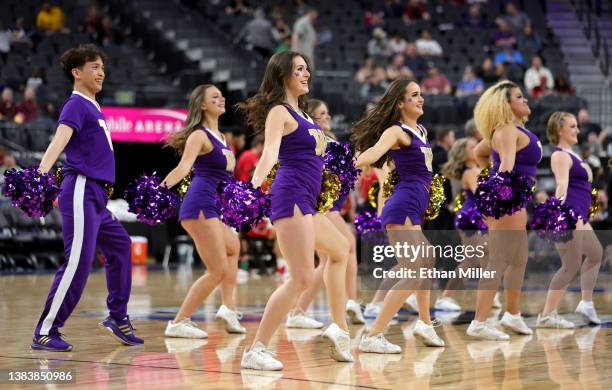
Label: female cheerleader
xmin=239 ymin=51 xmax=352 ymax=370
xmin=285 ymin=99 xmax=364 ymax=329
xmin=536 ymin=112 xmax=603 ymax=327
xmin=162 ymin=84 xmax=244 ymax=338
xmin=352 ymin=78 xmax=445 ymax=353
xmin=468 ymin=80 xmax=541 ymax=340
xmin=437 ymin=138 xmax=501 ymax=311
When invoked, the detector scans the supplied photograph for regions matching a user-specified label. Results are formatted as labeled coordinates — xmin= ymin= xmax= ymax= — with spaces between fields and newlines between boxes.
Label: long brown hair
xmin=166 ymin=84 xmax=214 ymax=154
xmin=236 ymin=51 xmax=312 ymax=134
xmin=350 ymin=78 xmax=417 ymax=167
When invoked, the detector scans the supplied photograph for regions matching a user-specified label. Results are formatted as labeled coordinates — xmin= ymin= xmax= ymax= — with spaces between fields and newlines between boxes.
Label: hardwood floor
xmin=0 ymin=267 xmax=610 ymax=389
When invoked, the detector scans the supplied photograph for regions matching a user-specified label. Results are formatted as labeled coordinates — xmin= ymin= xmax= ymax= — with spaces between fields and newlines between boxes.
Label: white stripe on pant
xmin=40 ymin=175 xmax=86 ymax=335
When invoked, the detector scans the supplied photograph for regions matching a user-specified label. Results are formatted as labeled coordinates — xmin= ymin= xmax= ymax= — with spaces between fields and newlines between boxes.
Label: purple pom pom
xmin=354 ymin=210 xmax=383 ymax=235
xmin=324 ymin=142 xmax=361 ymax=199
xmin=455 ymin=206 xmax=488 ymax=236
xmin=216 ymin=178 xmax=270 ymax=232
xmin=2 ymin=167 xmax=60 ymax=217
xmin=124 ymin=174 xmax=178 ymax=224
xmin=530 ymin=196 xmax=578 ymax=242
xmin=475 ymin=170 xmax=534 ymax=219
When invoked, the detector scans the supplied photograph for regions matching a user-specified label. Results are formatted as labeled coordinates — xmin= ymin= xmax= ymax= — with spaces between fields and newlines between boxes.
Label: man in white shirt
xmin=524 ymin=55 xmax=554 ymax=97
xmin=292 ymin=7 xmax=318 ymax=68
xmin=416 ymin=29 xmax=442 ymax=56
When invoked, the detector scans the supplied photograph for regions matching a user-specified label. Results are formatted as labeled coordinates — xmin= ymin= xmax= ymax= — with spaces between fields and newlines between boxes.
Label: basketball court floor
xmin=1 ymin=267 xmax=610 ymax=389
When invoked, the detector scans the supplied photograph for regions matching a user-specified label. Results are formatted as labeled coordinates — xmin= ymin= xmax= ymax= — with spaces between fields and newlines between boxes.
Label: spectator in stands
xmin=416 ymin=29 xmax=442 ymax=56
xmin=421 ymin=64 xmax=451 ymax=95
xmin=225 ymin=0 xmax=252 ymax=16
xmin=80 ymin=5 xmax=102 ymax=35
xmin=355 ymin=57 xmax=387 ymax=99
xmin=98 ymin=16 xmax=123 ymax=47
xmin=503 ymin=2 xmax=530 ymax=33
xmin=455 ymin=66 xmax=484 ymax=98
xmin=292 ymin=7 xmax=318 ymax=67
xmin=36 ymin=1 xmax=67 ymax=34
xmin=272 ymin=19 xmax=291 ymax=53
xmin=388 ymin=32 xmax=407 ymax=55
xmin=232 ymin=129 xmax=246 ymax=156
xmin=517 ymin=23 xmax=541 ymax=53
xmin=403 ymin=42 xmax=427 ymax=78
xmin=0 ymin=88 xmax=17 ymax=121
xmin=272 ymin=18 xmax=291 ymax=43
xmin=495 ymin=62 xmax=508 ymax=80
xmin=10 ymin=17 xmax=34 ymax=48
xmin=382 ymin=0 xmax=404 ymax=19
xmin=477 ymin=57 xmax=498 ymax=85
xmin=578 ymin=108 xmax=605 ymax=145
xmin=386 ymin=54 xmax=414 ymax=81
xmin=587 ymin=131 xmax=604 ymax=157
xmin=0 ymin=23 xmax=9 ymax=62
xmin=554 ymin=75 xmax=575 ymax=95
xmin=403 ymin=0 xmax=430 ymax=24
xmin=294 ymin=0 xmax=309 ymax=17
xmin=494 ymin=44 xmax=524 ymax=66
xmin=367 ymin=27 xmax=390 ymax=60
xmin=493 ymin=19 xmax=516 ymax=49
xmin=15 ymin=87 xmax=38 ymax=123
xmin=27 ymin=67 xmax=45 ymax=91
xmin=270 ymin=3 xmax=287 ymax=20
xmin=0 ymin=151 xmax=19 ymax=177
xmin=235 ymin=135 xmax=264 ymax=182
xmin=464 ymin=118 xmax=483 ymax=141
xmin=581 ymin=144 xmax=604 ymax=185
xmin=363 ymin=8 xmax=385 ymax=33
xmin=238 ymin=8 xmax=276 ymax=58
xmin=432 ymin=128 xmax=455 ymax=174
xmin=463 ymin=4 xmax=486 ymax=29
xmin=524 ymin=56 xmax=554 ymax=98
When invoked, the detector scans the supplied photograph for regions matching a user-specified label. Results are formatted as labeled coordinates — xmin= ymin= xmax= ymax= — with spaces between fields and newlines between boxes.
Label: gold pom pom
xmin=55 ymin=167 xmax=63 ymax=185
xmin=317 ymin=168 xmax=341 ymax=213
xmin=589 ymin=187 xmax=600 ymax=218
xmin=263 ymin=161 xmax=280 ymax=194
xmin=383 ymin=169 xmax=400 ymax=198
xmin=105 ymin=184 xmax=114 ymax=198
xmin=453 ymin=191 xmax=466 ymax=213
xmin=477 ymin=161 xmax=493 ymax=182
xmin=425 ymin=174 xmax=447 ymax=221
xmin=368 ymin=180 xmax=380 ymax=209
xmin=177 ymin=170 xmax=193 ymax=198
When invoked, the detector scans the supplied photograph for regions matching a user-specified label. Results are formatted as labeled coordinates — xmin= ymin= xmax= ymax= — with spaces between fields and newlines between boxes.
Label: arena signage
xmin=101 ymin=107 xmax=188 ymax=143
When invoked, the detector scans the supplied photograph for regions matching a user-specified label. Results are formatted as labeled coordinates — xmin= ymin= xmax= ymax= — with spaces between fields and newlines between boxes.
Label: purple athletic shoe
xmin=99 ymin=315 xmax=144 ymax=346
xmin=31 ymin=333 xmax=73 ymax=352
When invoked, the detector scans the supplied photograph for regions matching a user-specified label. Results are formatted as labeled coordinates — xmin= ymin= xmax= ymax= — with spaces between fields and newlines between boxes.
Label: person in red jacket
xmin=235 ymin=134 xmax=264 ymax=182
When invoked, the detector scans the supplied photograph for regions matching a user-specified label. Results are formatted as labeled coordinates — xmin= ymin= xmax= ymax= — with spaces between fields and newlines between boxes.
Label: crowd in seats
xmin=349 ymin=0 xmax=585 ymax=137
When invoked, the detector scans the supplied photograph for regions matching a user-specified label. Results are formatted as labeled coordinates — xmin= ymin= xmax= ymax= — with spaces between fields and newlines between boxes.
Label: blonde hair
xmin=473 ymin=80 xmax=527 ymax=142
xmin=546 ymin=111 xmax=574 ymax=145
xmin=442 ymin=138 xmax=470 ymax=179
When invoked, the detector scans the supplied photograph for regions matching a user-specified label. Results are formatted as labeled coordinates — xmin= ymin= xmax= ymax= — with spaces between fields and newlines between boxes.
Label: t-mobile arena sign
xmin=101 ymin=106 xmax=188 ymax=143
